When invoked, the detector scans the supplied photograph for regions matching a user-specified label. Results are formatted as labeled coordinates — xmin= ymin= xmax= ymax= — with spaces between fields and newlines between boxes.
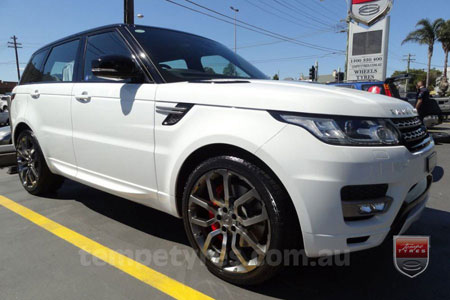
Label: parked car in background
xmin=0 ymin=95 xmax=10 ymax=112
xmin=404 ymin=92 xmax=417 ymax=106
xmin=327 ymin=76 xmax=403 ymax=100
xmin=0 ymin=126 xmax=11 ymax=145
xmin=9 ymin=24 xmax=436 ymax=285
xmin=0 ymin=111 xmax=9 ymax=126
xmin=433 ymin=96 xmax=450 ymax=116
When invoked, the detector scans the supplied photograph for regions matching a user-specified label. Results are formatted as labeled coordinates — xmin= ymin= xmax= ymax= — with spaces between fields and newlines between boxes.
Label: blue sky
xmin=0 ymin=0 xmax=449 ymax=81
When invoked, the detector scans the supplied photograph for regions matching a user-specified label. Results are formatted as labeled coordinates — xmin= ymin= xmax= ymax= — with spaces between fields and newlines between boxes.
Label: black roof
xmin=36 ymin=23 xmax=125 ymax=52
xmin=34 ymin=23 xmax=213 ymax=54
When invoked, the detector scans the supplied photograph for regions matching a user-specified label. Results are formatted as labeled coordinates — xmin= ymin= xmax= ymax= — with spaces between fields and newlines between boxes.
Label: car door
xmin=25 ymin=39 xmax=80 ymax=177
xmin=71 ymin=30 xmax=158 ymax=203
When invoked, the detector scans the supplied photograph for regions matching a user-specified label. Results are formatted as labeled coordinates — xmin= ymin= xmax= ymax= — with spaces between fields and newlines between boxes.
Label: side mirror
xmin=91 ymin=55 xmax=141 ymax=81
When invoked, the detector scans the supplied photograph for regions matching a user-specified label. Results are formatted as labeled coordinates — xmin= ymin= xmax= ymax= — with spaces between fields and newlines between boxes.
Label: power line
xmin=279 ymin=0 xmax=340 ymax=24
xmin=271 ymin=0 xmax=334 ymax=27
xmin=166 ymin=0 xmax=344 ymax=53
xmin=301 ymin=0 xmax=345 ymax=16
xmin=255 ymin=0 xmax=332 ymax=30
xmin=257 ymin=0 xmax=332 ymax=30
xmin=244 ymin=0 xmax=329 ymax=31
xmin=237 ymin=29 xmax=334 ymax=50
xmin=250 ymin=52 xmax=344 ymax=64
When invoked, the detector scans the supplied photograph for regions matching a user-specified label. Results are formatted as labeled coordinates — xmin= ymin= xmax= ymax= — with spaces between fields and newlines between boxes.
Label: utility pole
xmin=402 ymin=53 xmax=415 ymax=92
xmin=124 ymin=0 xmax=134 ymax=25
xmin=230 ymin=6 xmax=239 ymax=53
xmin=8 ymin=35 xmax=22 ymax=81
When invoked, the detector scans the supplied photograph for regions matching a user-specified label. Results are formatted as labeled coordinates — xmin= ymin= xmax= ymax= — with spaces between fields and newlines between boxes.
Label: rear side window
xmin=20 ymin=50 xmax=48 ymax=84
xmin=42 ymin=40 xmax=80 ymax=82
xmin=83 ymin=31 xmax=136 ymax=82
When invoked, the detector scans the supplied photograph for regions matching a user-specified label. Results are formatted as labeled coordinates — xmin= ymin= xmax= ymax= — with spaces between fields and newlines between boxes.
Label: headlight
xmin=270 ymin=112 xmax=400 ymax=146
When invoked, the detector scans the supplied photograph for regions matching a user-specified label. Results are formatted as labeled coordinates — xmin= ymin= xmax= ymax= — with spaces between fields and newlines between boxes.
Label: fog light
xmin=372 ymin=202 xmax=386 ymax=211
xmin=359 ymin=204 xmax=373 ymax=214
xmin=342 ymin=196 xmax=393 ymax=219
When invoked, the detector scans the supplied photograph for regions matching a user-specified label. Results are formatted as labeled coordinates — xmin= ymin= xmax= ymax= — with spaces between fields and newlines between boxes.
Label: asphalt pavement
xmin=0 ymin=124 xmax=449 ymax=300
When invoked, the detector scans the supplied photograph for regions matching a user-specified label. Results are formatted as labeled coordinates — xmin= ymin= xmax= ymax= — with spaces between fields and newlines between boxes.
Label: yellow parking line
xmin=0 ymin=195 xmax=213 ymax=300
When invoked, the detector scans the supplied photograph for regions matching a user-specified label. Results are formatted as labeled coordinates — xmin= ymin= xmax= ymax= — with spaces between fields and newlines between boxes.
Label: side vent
xmin=156 ymin=103 xmax=194 ymax=125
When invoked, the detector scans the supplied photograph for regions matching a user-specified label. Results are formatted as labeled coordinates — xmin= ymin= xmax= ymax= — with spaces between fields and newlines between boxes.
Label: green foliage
xmin=402 ymin=18 xmax=445 ymax=86
xmin=438 ymin=20 xmax=450 ymax=77
xmin=392 ymin=68 xmax=442 ymax=91
xmin=272 ymin=74 xmax=279 ymax=80
xmin=223 ymin=63 xmax=237 ymax=77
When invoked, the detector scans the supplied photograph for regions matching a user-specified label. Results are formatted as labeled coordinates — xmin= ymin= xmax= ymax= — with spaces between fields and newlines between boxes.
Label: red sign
xmin=368 ymin=86 xmax=382 ymax=94
xmin=394 ymin=236 xmax=430 ymax=278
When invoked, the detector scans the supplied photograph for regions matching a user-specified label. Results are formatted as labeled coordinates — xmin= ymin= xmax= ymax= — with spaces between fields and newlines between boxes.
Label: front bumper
xmin=256 ymin=125 xmax=435 ymax=257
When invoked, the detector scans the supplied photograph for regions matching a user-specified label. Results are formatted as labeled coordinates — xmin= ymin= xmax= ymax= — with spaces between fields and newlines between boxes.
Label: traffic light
xmin=335 ymin=72 xmax=344 ymax=82
xmin=309 ymin=66 xmax=315 ymax=81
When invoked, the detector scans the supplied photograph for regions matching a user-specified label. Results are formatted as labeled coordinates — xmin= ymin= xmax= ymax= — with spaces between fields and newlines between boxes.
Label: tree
xmin=223 ymin=63 xmax=237 ymax=77
xmin=391 ymin=68 xmax=442 ymax=91
xmin=402 ymin=18 xmax=444 ymax=87
xmin=272 ymin=74 xmax=279 ymax=80
xmin=438 ymin=20 xmax=450 ymax=78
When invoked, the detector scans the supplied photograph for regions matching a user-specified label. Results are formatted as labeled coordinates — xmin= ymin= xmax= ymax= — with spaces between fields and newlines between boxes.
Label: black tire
xmin=182 ymin=155 xmax=299 ymax=285
xmin=16 ymin=130 xmax=64 ymax=195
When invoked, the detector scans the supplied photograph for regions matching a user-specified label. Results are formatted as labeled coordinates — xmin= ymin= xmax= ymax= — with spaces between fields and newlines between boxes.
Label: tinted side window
xmin=21 ymin=50 xmax=48 ymax=84
xmin=83 ymin=31 xmax=137 ymax=82
xmin=42 ymin=40 xmax=79 ymax=82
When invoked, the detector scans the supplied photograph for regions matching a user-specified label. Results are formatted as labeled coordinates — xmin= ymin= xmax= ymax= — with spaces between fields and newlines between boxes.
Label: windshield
xmin=130 ymin=26 xmax=267 ymax=83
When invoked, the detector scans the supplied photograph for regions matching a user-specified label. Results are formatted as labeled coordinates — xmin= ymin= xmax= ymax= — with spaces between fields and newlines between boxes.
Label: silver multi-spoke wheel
xmin=188 ymin=169 xmax=270 ymax=273
xmin=17 ymin=134 xmax=40 ymax=190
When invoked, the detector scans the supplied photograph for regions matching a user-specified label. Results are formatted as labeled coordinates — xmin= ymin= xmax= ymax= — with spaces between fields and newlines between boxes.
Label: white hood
xmin=155 ymin=79 xmax=416 ymax=118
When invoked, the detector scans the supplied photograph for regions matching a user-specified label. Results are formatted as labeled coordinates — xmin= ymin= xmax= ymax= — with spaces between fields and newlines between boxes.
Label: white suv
xmin=11 ymin=24 xmax=436 ymax=284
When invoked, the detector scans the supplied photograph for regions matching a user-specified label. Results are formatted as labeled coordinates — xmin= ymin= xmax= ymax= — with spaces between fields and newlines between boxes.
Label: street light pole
xmin=230 ymin=6 xmax=239 ymax=53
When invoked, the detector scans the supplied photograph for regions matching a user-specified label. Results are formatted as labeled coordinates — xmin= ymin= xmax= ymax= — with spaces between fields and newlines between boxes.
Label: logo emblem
xmin=394 ymin=236 xmax=429 ymax=278
xmin=350 ymin=0 xmax=393 ymax=26
xmin=390 ymin=108 xmax=416 ymax=116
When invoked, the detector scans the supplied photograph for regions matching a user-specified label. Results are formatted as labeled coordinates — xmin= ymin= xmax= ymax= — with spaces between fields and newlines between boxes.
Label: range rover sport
xmin=11 ymin=24 xmax=436 ymax=285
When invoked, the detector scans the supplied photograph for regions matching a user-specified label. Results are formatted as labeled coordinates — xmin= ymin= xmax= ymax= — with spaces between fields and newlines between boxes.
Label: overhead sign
xmin=350 ymin=0 xmax=393 ymax=26
xmin=347 ymin=16 xmax=390 ymax=81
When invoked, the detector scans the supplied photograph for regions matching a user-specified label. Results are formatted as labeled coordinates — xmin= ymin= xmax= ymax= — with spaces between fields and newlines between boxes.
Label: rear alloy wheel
xmin=182 ymin=156 xmax=296 ymax=285
xmin=16 ymin=130 xmax=64 ymax=195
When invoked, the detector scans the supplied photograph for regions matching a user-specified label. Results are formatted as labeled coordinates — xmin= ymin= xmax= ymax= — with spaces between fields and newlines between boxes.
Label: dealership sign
xmin=347 ymin=17 xmax=390 ymax=81
xmin=394 ymin=236 xmax=430 ymax=278
xmin=350 ymin=0 xmax=393 ymax=26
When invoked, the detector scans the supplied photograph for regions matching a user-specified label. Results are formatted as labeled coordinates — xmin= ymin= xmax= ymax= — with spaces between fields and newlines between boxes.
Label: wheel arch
xmin=13 ymin=122 xmax=33 ymax=145
xmin=174 ymin=143 xmax=302 ymax=247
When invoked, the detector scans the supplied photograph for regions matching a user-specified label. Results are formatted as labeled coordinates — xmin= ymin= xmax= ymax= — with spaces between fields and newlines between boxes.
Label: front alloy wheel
xmin=188 ymin=169 xmax=270 ymax=273
xmin=183 ymin=156 xmax=296 ymax=285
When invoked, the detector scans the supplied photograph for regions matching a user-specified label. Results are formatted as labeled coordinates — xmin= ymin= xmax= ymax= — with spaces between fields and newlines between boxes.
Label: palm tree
xmin=438 ymin=20 xmax=450 ymax=78
xmin=402 ymin=18 xmax=444 ymax=87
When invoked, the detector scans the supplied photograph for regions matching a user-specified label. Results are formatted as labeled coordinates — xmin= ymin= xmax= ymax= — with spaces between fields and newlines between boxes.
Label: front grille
xmin=341 ymin=184 xmax=388 ymax=201
xmin=391 ymin=117 xmax=430 ymax=152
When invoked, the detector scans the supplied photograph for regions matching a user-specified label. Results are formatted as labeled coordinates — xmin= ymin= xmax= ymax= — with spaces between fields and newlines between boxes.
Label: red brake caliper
xmin=209 ymin=185 xmax=224 ymax=240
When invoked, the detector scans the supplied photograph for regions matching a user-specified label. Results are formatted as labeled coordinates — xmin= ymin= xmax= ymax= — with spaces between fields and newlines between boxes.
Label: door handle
xmin=75 ymin=91 xmax=91 ymax=102
xmin=30 ymin=90 xmax=40 ymax=99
